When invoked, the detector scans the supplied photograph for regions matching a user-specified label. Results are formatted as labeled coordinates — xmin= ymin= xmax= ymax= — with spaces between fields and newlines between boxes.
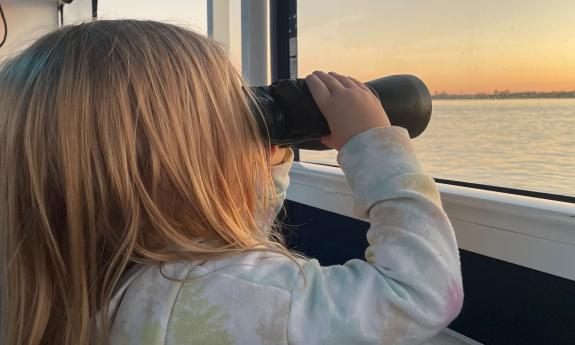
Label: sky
xmin=298 ymin=0 xmax=575 ymax=94
xmin=96 ymin=0 xmax=575 ymax=94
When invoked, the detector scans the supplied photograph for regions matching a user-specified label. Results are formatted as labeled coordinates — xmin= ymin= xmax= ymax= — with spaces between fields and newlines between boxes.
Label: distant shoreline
xmin=432 ymin=91 xmax=575 ymax=100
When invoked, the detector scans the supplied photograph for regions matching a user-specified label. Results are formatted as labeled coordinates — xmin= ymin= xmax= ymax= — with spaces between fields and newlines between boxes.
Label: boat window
xmin=297 ymin=0 xmax=575 ymax=198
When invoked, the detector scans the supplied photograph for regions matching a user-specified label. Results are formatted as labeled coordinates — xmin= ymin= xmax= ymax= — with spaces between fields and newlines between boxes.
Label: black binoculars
xmin=250 ymin=74 xmax=432 ymax=150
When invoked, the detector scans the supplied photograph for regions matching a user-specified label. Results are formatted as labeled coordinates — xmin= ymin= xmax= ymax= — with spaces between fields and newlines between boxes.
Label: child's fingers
xmin=305 ymin=74 xmax=331 ymax=104
xmin=313 ymin=71 xmax=344 ymax=93
xmin=348 ymin=76 xmax=371 ymax=92
xmin=320 ymin=135 xmax=335 ymax=149
xmin=328 ymin=72 xmax=356 ymax=88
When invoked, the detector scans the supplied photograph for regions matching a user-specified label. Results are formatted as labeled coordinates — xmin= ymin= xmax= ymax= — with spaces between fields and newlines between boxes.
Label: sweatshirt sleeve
xmin=287 ymin=126 xmax=463 ymax=345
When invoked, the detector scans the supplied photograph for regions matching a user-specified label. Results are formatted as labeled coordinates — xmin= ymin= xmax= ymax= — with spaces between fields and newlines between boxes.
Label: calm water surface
xmin=300 ymin=98 xmax=575 ymax=198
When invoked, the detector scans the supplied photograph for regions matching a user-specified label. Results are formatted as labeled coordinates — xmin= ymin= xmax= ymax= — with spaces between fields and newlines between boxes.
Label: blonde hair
xmin=0 ymin=20 xmax=290 ymax=345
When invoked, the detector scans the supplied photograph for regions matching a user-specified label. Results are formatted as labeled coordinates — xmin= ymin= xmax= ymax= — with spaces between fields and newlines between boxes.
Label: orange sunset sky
xmin=98 ymin=0 xmax=575 ymax=95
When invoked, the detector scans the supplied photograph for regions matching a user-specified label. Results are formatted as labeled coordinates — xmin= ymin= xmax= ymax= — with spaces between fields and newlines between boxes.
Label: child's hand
xmin=305 ymin=71 xmax=391 ymax=150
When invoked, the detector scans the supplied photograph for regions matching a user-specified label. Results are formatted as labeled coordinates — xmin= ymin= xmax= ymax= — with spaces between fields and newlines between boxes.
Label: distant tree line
xmin=432 ymin=90 xmax=575 ymax=100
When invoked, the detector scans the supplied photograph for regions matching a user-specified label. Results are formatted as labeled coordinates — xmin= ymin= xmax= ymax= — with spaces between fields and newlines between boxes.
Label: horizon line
xmin=433 ymin=90 xmax=575 ymax=96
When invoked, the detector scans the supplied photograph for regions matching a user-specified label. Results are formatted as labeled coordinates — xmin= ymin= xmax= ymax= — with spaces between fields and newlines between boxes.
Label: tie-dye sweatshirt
xmin=107 ymin=126 xmax=464 ymax=345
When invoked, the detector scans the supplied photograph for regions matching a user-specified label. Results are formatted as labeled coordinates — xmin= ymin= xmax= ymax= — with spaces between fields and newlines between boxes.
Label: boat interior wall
xmin=0 ymin=1 xmax=58 ymax=61
xmin=61 ymin=0 xmax=93 ymax=26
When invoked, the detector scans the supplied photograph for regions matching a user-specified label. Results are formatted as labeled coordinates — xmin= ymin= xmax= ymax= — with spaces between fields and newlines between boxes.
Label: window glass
xmin=298 ymin=0 xmax=575 ymax=197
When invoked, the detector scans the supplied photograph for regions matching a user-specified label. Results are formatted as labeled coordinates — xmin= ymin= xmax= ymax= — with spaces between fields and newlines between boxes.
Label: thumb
xmin=320 ymin=135 xmax=334 ymax=149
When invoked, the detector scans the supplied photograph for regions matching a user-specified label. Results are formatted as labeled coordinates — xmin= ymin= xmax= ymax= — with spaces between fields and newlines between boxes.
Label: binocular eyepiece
xmin=250 ymin=74 xmax=432 ymax=150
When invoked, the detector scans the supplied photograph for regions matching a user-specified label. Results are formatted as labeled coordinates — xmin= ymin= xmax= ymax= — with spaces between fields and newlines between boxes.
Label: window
xmin=297 ymin=0 xmax=575 ymax=198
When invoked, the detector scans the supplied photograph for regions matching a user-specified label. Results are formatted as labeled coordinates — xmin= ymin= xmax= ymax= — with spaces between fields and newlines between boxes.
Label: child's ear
xmin=269 ymin=145 xmax=287 ymax=166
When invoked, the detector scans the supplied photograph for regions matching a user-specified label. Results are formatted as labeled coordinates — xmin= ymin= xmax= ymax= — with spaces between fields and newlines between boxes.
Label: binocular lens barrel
xmin=250 ymin=74 xmax=432 ymax=150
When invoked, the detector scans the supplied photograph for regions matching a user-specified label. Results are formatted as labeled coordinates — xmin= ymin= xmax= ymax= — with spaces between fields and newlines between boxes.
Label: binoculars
xmin=250 ymin=75 xmax=432 ymax=150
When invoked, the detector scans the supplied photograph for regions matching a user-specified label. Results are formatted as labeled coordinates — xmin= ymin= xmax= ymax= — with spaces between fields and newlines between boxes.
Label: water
xmin=300 ymin=98 xmax=575 ymax=198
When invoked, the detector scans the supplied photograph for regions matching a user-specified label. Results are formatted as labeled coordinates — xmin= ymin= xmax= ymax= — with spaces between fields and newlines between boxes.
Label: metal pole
xmin=207 ymin=0 xmax=230 ymax=53
xmin=241 ymin=0 xmax=268 ymax=86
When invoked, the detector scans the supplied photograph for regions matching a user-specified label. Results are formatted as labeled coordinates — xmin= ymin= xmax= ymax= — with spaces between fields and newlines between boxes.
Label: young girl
xmin=0 ymin=20 xmax=462 ymax=345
